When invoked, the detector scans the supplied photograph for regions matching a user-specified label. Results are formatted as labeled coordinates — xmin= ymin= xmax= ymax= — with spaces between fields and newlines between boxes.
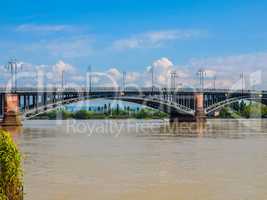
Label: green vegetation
xmin=34 ymin=106 xmax=168 ymax=120
xmin=0 ymin=130 xmax=23 ymax=200
xmin=218 ymin=101 xmax=267 ymax=118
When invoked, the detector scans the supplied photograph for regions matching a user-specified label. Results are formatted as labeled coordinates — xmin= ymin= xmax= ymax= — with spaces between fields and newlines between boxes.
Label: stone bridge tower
xmin=0 ymin=94 xmax=22 ymax=126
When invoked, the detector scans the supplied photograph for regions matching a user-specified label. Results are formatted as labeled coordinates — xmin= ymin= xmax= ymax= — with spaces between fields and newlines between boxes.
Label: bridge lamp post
xmin=150 ymin=66 xmax=154 ymax=93
xmin=122 ymin=71 xmax=126 ymax=93
xmin=87 ymin=65 xmax=92 ymax=94
xmin=170 ymin=71 xmax=178 ymax=91
xmin=36 ymin=68 xmax=45 ymax=90
xmin=240 ymin=72 xmax=245 ymax=95
xmin=197 ymin=69 xmax=206 ymax=92
xmin=213 ymin=75 xmax=216 ymax=90
xmin=61 ymin=69 xmax=65 ymax=91
xmin=5 ymin=58 xmax=23 ymax=92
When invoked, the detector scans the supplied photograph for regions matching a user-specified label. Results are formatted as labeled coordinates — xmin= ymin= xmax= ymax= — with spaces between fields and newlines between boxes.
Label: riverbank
xmin=32 ymin=108 xmax=168 ymax=120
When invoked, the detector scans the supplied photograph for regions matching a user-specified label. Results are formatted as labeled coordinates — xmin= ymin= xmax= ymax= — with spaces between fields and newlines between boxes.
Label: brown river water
xmin=10 ymin=119 xmax=267 ymax=199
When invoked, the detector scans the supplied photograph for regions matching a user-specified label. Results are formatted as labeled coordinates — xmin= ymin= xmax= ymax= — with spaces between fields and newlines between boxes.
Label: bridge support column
xmin=194 ymin=93 xmax=206 ymax=123
xmin=169 ymin=93 xmax=206 ymax=123
xmin=0 ymin=94 xmax=22 ymax=126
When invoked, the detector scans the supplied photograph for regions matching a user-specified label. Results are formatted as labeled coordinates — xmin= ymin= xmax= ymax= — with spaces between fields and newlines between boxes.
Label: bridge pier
xmin=0 ymin=94 xmax=22 ymax=126
xmin=194 ymin=92 xmax=207 ymax=123
xmin=169 ymin=93 xmax=206 ymax=123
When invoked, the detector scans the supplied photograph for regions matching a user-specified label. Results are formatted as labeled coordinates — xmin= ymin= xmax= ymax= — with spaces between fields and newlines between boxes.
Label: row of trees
xmin=36 ymin=107 xmax=168 ymax=120
xmin=36 ymin=101 xmax=267 ymax=120
xmin=219 ymin=101 xmax=267 ymax=118
xmin=68 ymin=103 xmax=140 ymax=114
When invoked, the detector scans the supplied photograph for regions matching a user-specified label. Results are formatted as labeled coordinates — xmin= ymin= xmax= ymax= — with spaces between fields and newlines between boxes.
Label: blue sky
xmin=0 ymin=0 xmax=267 ymax=88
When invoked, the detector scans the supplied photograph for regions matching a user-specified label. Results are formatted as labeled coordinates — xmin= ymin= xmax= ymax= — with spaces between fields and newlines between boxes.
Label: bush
xmin=219 ymin=107 xmax=234 ymax=118
xmin=73 ymin=110 xmax=93 ymax=119
xmin=0 ymin=130 xmax=23 ymax=200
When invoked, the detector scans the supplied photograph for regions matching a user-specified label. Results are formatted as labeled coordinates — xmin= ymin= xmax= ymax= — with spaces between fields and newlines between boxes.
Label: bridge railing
xmin=0 ymin=87 xmax=266 ymax=94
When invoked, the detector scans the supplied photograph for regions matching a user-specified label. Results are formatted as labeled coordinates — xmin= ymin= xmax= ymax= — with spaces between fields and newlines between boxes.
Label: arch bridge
xmin=0 ymin=87 xmax=266 ymax=126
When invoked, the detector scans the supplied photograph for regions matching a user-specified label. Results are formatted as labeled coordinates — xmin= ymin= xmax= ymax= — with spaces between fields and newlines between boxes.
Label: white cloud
xmin=24 ymin=36 xmax=93 ymax=58
xmin=175 ymin=69 xmax=190 ymax=79
xmin=152 ymin=57 xmax=173 ymax=85
xmin=53 ymin=60 xmax=73 ymax=73
xmin=143 ymin=57 xmax=191 ymax=87
xmin=0 ymin=60 xmax=85 ymax=87
xmin=36 ymin=64 xmax=47 ymax=69
xmin=250 ymin=70 xmax=262 ymax=86
xmin=188 ymin=52 xmax=267 ymax=88
xmin=91 ymin=76 xmax=100 ymax=84
xmin=112 ymin=29 xmax=207 ymax=50
xmin=107 ymin=68 xmax=122 ymax=80
xmin=147 ymin=30 xmax=204 ymax=42
xmin=204 ymin=69 xmax=217 ymax=78
xmin=16 ymin=24 xmax=73 ymax=33
xmin=158 ymin=74 xmax=167 ymax=84
xmin=42 ymin=60 xmax=77 ymax=86
xmin=71 ymin=75 xmax=85 ymax=81
xmin=230 ymin=79 xmax=243 ymax=90
xmin=0 ymin=65 xmax=9 ymax=79
xmin=153 ymin=57 xmax=173 ymax=71
xmin=113 ymin=39 xmax=140 ymax=50
xmin=65 ymin=82 xmax=81 ymax=88
xmin=126 ymin=72 xmax=140 ymax=82
xmin=1 ymin=51 xmax=266 ymax=90
xmin=189 ymin=52 xmax=267 ymax=74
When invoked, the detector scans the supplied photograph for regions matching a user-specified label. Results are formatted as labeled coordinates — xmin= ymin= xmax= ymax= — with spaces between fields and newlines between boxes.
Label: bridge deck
xmin=1 ymin=87 xmax=267 ymax=121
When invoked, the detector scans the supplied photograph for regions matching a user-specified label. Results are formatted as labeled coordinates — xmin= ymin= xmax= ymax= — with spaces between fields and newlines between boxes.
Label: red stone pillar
xmin=194 ymin=93 xmax=206 ymax=123
xmin=0 ymin=94 xmax=22 ymax=126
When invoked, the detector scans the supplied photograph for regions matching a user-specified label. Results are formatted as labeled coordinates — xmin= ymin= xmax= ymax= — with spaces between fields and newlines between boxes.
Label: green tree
xmin=74 ymin=110 xmax=92 ymax=119
xmin=116 ymin=104 xmax=119 ymax=114
xmin=232 ymin=102 xmax=240 ymax=112
xmin=104 ymin=104 xmax=107 ymax=113
xmin=219 ymin=107 xmax=233 ymax=118
xmin=239 ymin=100 xmax=246 ymax=114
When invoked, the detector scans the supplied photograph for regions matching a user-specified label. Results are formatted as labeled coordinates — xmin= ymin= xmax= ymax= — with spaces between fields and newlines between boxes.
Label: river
xmin=13 ymin=119 xmax=267 ymax=200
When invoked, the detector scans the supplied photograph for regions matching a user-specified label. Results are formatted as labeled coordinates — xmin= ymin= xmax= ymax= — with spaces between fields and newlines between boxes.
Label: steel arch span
xmin=205 ymin=96 xmax=267 ymax=115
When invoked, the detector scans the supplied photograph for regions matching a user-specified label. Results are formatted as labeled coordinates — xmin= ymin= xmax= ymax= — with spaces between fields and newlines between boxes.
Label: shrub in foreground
xmin=0 ymin=130 xmax=23 ymax=200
